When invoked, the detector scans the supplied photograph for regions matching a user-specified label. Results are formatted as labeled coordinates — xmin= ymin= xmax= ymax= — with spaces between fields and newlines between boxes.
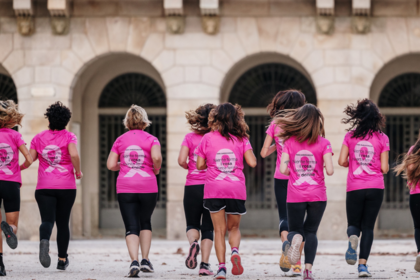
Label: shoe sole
xmin=346 ymin=235 xmax=359 ymax=265
xmin=128 ymin=267 xmax=140 ymax=278
xmin=198 ymin=269 xmax=214 ymax=276
xmin=280 ymin=241 xmax=291 ymax=272
xmin=231 ymin=254 xmax=244 ymax=275
xmin=39 ymin=240 xmax=51 ymax=268
xmin=287 ymin=234 xmax=303 ymax=266
xmin=140 ymin=265 xmax=154 ymax=273
xmin=215 ymin=275 xmax=226 ymax=279
xmin=185 ymin=242 xmax=200 ymax=269
xmin=358 ymin=272 xmax=372 ymax=278
xmin=415 ymin=256 xmax=420 ymax=272
xmin=1 ymin=222 xmax=17 ymax=250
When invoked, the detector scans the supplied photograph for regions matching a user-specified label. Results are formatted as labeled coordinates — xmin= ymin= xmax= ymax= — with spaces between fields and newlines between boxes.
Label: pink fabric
xmin=408 ymin=146 xmax=420 ymax=195
xmin=195 ymin=131 xmax=253 ymax=200
xmin=111 ymin=130 xmax=160 ymax=194
xmin=181 ymin=132 xmax=206 ymax=186
xmin=283 ymin=136 xmax=333 ymax=203
xmin=343 ymin=131 xmax=389 ymax=192
xmin=266 ymin=120 xmax=288 ymax=180
xmin=0 ymin=128 xmax=26 ymax=185
xmin=30 ymin=130 xmax=77 ymax=190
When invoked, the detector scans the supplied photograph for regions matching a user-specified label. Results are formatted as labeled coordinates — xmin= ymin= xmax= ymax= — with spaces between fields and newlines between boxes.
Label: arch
xmin=0 ymin=65 xmax=17 ymax=104
xmin=378 ymin=73 xmax=420 ymax=107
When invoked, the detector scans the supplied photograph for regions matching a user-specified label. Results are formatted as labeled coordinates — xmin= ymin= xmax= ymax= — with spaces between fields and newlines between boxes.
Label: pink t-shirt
xmin=195 ymin=131 xmax=253 ymax=200
xmin=408 ymin=146 xmax=420 ymax=195
xmin=111 ymin=130 xmax=160 ymax=194
xmin=0 ymin=128 xmax=25 ymax=185
xmin=343 ymin=131 xmax=389 ymax=192
xmin=31 ymin=130 xmax=77 ymax=190
xmin=283 ymin=136 xmax=333 ymax=203
xmin=181 ymin=132 xmax=206 ymax=186
xmin=266 ymin=120 xmax=288 ymax=180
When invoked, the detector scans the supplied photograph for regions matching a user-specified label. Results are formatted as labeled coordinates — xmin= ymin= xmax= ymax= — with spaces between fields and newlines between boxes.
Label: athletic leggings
xmin=346 ymin=188 xmax=384 ymax=260
xmin=287 ymin=201 xmax=327 ymax=265
xmin=183 ymin=185 xmax=213 ymax=241
xmin=35 ymin=189 xmax=76 ymax=259
xmin=274 ymin=179 xmax=288 ymax=234
xmin=410 ymin=194 xmax=420 ymax=253
xmin=117 ymin=193 xmax=157 ymax=236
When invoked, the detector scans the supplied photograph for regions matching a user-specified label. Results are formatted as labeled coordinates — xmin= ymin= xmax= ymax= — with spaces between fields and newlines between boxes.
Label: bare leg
xmin=305 ymin=263 xmax=312 ymax=271
xmin=186 ymin=229 xmax=200 ymax=244
xmin=227 ymin=214 xmax=241 ymax=250
xmin=5 ymin=212 xmax=19 ymax=234
xmin=210 ymin=210 xmax=227 ymax=264
xmin=359 ymin=258 xmax=367 ymax=265
xmin=126 ymin=234 xmax=140 ymax=262
xmin=139 ymin=230 xmax=152 ymax=260
xmin=200 ymin=239 xmax=213 ymax=264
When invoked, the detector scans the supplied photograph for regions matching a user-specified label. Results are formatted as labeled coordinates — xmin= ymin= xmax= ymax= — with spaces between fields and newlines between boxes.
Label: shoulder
xmin=379 ymin=131 xmax=389 ymax=141
xmin=318 ymin=136 xmax=331 ymax=146
xmin=66 ymin=130 xmax=77 ymax=140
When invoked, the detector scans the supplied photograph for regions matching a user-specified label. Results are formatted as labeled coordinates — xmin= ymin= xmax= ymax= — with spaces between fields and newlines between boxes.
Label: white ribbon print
xmin=42 ymin=145 xmax=67 ymax=173
xmin=0 ymin=143 xmax=14 ymax=175
xmin=293 ymin=150 xmax=317 ymax=186
xmin=123 ymin=145 xmax=151 ymax=178
xmin=353 ymin=141 xmax=376 ymax=175
xmin=215 ymin=149 xmax=239 ymax=181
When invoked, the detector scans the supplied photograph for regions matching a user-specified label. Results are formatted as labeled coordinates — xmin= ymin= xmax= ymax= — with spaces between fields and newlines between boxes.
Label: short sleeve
xmin=243 ymin=138 xmax=253 ymax=153
xmin=15 ymin=131 xmax=25 ymax=147
xmin=181 ymin=134 xmax=190 ymax=148
xmin=30 ymin=135 xmax=37 ymax=150
xmin=68 ymin=132 xmax=77 ymax=145
xmin=323 ymin=140 xmax=333 ymax=155
xmin=151 ymin=137 xmax=160 ymax=147
xmin=381 ymin=133 xmax=390 ymax=153
xmin=195 ymin=135 xmax=208 ymax=159
xmin=111 ymin=138 xmax=121 ymax=154
xmin=282 ymin=139 xmax=290 ymax=154
xmin=343 ymin=132 xmax=350 ymax=147
xmin=266 ymin=122 xmax=275 ymax=138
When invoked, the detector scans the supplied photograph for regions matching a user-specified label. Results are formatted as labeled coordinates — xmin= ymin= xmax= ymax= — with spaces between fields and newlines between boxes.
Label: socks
xmin=232 ymin=247 xmax=239 ymax=254
xmin=219 ymin=263 xmax=226 ymax=269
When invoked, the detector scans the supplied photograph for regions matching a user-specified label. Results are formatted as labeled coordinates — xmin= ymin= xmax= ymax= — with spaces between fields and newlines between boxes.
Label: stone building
xmin=0 ymin=0 xmax=418 ymax=240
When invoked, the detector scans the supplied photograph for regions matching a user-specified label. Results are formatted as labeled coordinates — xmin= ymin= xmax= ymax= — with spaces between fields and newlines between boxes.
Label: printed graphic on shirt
xmin=353 ymin=141 xmax=376 ymax=175
xmin=215 ymin=148 xmax=239 ymax=181
xmin=0 ymin=143 xmax=13 ymax=175
xmin=123 ymin=145 xmax=151 ymax=178
xmin=191 ymin=147 xmax=205 ymax=174
xmin=293 ymin=150 xmax=317 ymax=185
xmin=42 ymin=145 xmax=68 ymax=173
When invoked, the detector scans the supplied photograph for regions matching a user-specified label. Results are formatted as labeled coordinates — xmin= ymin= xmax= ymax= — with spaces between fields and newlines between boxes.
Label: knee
xmin=40 ymin=221 xmax=54 ymax=230
xmin=279 ymin=220 xmax=289 ymax=233
xmin=201 ymin=230 xmax=214 ymax=241
xmin=140 ymin=221 xmax=152 ymax=232
xmin=227 ymin=223 xmax=240 ymax=232
xmin=186 ymin=225 xmax=200 ymax=233
xmin=125 ymin=226 xmax=140 ymax=237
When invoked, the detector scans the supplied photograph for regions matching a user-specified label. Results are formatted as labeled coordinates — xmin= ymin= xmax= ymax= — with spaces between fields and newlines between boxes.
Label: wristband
xmin=154 ymin=166 xmax=161 ymax=171
xmin=20 ymin=164 xmax=27 ymax=170
xmin=76 ymin=172 xmax=82 ymax=177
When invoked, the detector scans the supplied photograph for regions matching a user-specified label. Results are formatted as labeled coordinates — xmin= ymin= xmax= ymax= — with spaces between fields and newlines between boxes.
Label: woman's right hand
xmin=76 ymin=171 xmax=83 ymax=180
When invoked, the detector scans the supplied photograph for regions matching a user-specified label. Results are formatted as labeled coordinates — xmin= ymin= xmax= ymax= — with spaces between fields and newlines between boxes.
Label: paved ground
xmin=0 ymin=239 xmax=419 ymax=279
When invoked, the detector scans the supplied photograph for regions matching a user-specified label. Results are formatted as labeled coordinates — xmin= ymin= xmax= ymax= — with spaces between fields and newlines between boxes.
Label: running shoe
xmin=287 ymin=234 xmax=303 ymax=266
xmin=214 ymin=267 xmax=226 ymax=279
xmin=199 ymin=262 xmax=214 ymax=276
xmin=292 ymin=260 xmax=302 ymax=276
xmin=415 ymin=254 xmax=420 ymax=272
xmin=39 ymin=239 xmax=51 ymax=268
xmin=185 ymin=240 xmax=200 ymax=269
xmin=1 ymin=222 xmax=17 ymax=250
xmin=57 ymin=258 xmax=69 ymax=270
xmin=346 ymin=235 xmax=359 ymax=265
xmin=0 ymin=266 xmax=6 ymax=276
xmin=140 ymin=259 xmax=154 ymax=273
xmin=302 ymin=269 xmax=314 ymax=280
xmin=127 ymin=260 xmax=140 ymax=278
xmin=358 ymin=264 xmax=372 ymax=277
xmin=280 ymin=241 xmax=291 ymax=272
xmin=230 ymin=251 xmax=244 ymax=275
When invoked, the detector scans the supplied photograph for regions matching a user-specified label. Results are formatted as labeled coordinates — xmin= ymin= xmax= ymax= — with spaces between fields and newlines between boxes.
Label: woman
xmin=277 ymin=104 xmax=334 ymax=280
xmin=196 ymin=103 xmax=257 ymax=279
xmin=107 ymin=105 xmax=162 ymax=277
xmin=338 ymin=99 xmax=389 ymax=278
xmin=29 ymin=101 xmax=82 ymax=271
xmin=0 ymin=100 xmax=32 ymax=276
xmin=178 ymin=103 xmax=216 ymax=276
xmin=260 ymin=90 xmax=306 ymax=276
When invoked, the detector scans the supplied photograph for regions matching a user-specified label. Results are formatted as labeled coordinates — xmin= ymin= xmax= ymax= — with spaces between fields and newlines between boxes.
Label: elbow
xmin=178 ymin=159 xmax=187 ymax=168
xmin=382 ymin=167 xmax=389 ymax=174
xmin=250 ymin=161 xmax=257 ymax=168
xmin=260 ymin=151 xmax=266 ymax=158
xmin=197 ymin=164 xmax=205 ymax=171
xmin=152 ymin=156 xmax=162 ymax=164
xmin=327 ymin=169 xmax=334 ymax=176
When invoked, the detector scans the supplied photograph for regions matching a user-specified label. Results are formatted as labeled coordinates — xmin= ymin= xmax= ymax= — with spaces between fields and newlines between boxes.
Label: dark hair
xmin=395 ymin=131 xmax=420 ymax=190
xmin=275 ymin=104 xmax=325 ymax=144
xmin=45 ymin=101 xmax=72 ymax=131
xmin=342 ymin=99 xmax=385 ymax=139
xmin=185 ymin=103 xmax=216 ymax=135
xmin=267 ymin=89 xmax=306 ymax=117
xmin=208 ymin=103 xmax=249 ymax=141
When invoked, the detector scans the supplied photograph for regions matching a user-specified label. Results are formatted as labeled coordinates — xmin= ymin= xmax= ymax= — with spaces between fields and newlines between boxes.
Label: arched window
xmin=379 ymin=73 xmax=420 ymax=107
xmin=0 ymin=74 xmax=17 ymax=103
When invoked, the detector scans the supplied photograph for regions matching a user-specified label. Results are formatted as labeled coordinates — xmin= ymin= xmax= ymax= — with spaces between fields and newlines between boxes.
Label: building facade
xmin=0 ymin=0 xmax=419 ymax=240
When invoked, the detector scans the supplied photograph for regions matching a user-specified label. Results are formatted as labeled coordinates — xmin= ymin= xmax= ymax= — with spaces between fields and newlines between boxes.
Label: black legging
xmin=287 ymin=201 xmax=327 ymax=265
xmin=410 ymin=194 xmax=420 ymax=253
xmin=183 ymin=185 xmax=213 ymax=241
xmin=35 ymin=189 xmax=76 ymax=259
xmin=274 ymin=179 xmax=288 ymax=234
xmin=118 ymin=193 xmax=157 ymax=236
xmin=346 ymin=188 xmax=384 ymax=260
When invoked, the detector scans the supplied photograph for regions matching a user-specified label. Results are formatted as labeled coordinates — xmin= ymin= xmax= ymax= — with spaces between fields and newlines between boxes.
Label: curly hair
xmin=208 ymin=103 xmax=249 ymax=141
xmin=185 ymin=103 xmax=216 ymax=135
xmin=267 ymin=89 xmax=306 ymax=118
xmin=394 ymin=131 xmax=420 ymax=190
xmin=0 ymin=100 xmax=23 ymax=129
xmin=45 ymin=101 xmax=72 ymax=131
xmin=275 ymin=104 xmax=325 ymax=144
xmin=342 ymin=99 xmax=385 ymax=140
xmin=123 ymin=104 xmax=151 ymax=130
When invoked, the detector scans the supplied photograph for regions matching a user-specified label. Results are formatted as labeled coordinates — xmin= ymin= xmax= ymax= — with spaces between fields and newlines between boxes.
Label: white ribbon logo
xmin=42 ymin=145 xmax=67 ymax=173
xmin=293 ymin=150 xmax=317 ymax=185
xmin=123 ymin=145 xmax=151 ymax=178
xmin=353 ymin=141 xmax=376 ymax=175
xmin=191 ymin=148 xmax=206 ymax=174
xmin=0 ymin=143 xmax=14 ymax=175
xmin=215 ymin=149 xmax=239 ymax=181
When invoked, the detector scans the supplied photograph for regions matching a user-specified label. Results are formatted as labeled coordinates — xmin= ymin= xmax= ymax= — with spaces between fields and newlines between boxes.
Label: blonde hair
xmin=0 ymin=100 xmax=23 ymax=129
xmin=394 ymin=132 xmax=420 ymax=190
xmin=123 ymin=105 xmax=151 ymax=130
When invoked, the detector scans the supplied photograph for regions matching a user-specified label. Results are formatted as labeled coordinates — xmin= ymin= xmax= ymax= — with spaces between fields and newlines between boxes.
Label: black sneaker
xmin=1 ymin=222 xmax=17 ymax=250
xmin=39 ymin=239 xmax=51 ymax=268
xmin=140 ymin=259 xmax=154 ymax=273
xmin=57 ymin=258 xmax=69 ymax=270
xmin=0 ymin=266 xmax=6 ymax=276
xmin=127 ymin=260 xmax=140 ymax=278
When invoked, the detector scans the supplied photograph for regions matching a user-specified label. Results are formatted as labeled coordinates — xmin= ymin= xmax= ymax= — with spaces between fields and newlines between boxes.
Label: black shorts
xmin=203 ymin=199 xmax=246 ymax=215
xmin=0 ymin=180 xmax=20 ymax=213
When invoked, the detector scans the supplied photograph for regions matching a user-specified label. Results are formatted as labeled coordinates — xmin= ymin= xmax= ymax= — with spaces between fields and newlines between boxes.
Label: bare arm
xmin=280 ymin=152 xmax=290 ymax=176
xmin=69 ymin=143 xmax=83 ymax=179
xmin=178 ymin=146 xmax=189 ymax=170
xmin=196 ymin=155 xmax=207 ymax=170
xmin=19 ymin=144 xmax=33 ymax=170
xmin=381 ymin=151 xmax=389 ymax=174
xmin=260 ymin=135 xmax=276 ymax=158
xmin=151 ymin=145 xmax=162 ymax=175
xmin=323 ymin=153 xmax=334 ymax=176
xmin=245 ymin=149 xmax=257 ymax=168
xmin=107 ymin=151 xmax=120 ymax=171
xmin=29 ymin=149 xmax=38 ymax=162
xmin=338 ymin=145 xmax=349 ymax=167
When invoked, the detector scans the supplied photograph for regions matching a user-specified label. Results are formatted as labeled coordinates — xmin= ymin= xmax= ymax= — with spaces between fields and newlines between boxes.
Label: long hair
xmin=267 ymin=89 xmax=306 ymax=118
xmin=0 ymin=100 xmax=23 ymax=129
xmin=123 ymin=104 xmax=151 ymax=130
xmin=342 ymin=99 xmax=386 ymax=139
xmin=394 ymin=131 xmax=420 ymax=190
xmin=185 ymin=103 xmax=216 ymax=135
xmin=208 ymin=103 xmax=249 ymax=141
xmin=274 ymin=104 xmax=325 ymax=144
